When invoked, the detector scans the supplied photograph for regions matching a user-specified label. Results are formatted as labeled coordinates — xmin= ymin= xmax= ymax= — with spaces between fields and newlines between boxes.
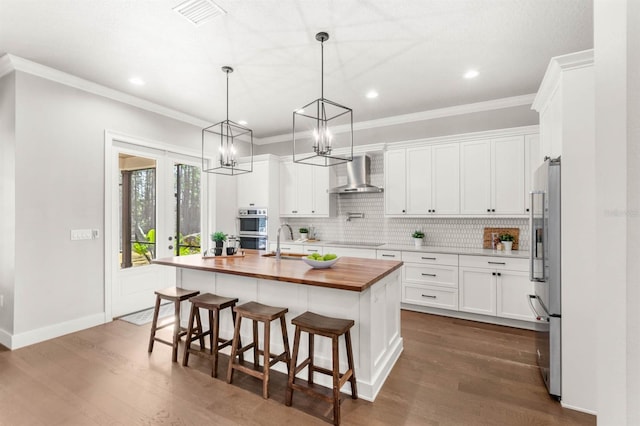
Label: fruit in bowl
xmin=303 ymin=252 xmax=339 ymax=269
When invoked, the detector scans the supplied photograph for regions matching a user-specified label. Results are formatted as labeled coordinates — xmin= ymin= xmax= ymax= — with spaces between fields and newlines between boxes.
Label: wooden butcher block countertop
xmin=152 ymin=250 xmax=403 ymax=292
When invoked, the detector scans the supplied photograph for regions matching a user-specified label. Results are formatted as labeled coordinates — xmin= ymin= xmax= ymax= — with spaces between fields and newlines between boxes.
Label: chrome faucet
xmin=276 ymin=224 xmax=294 ymax=259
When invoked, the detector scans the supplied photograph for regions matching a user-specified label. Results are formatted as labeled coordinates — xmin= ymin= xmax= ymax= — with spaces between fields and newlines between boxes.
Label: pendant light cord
xmin=226 ymin=70 xmax=229 ymax=122
xmin=320 ymin=37 xmax=324 ymax=100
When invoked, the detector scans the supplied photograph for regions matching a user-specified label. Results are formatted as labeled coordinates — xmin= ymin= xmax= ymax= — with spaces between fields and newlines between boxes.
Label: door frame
xmin=103 ymin=130 xmax=210 ymax=321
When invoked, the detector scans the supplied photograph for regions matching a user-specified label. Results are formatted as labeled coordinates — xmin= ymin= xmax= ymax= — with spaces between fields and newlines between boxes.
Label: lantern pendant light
xmin=293 ymin=32 xmax=353 ymax=167
xmin=202 ymin=66 xmax=253 ymax=175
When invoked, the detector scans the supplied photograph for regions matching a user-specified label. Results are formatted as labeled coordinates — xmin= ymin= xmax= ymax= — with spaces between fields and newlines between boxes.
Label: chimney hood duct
xmin=329 ymin=154 xmax=383 ymax=194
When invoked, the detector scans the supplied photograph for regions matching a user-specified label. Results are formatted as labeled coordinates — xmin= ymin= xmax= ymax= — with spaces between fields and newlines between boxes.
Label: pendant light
xmin=293 ymin=32 xmax=353 ymax=166
xmin=202 ymin=66 xmax=253 ymax=175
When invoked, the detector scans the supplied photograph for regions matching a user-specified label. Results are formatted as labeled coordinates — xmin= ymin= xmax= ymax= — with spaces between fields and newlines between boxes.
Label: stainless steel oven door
xmin=238 ymin=215 xmax=267 ymax=236
xmin=239 ymin=236 xmax=267 ymax=250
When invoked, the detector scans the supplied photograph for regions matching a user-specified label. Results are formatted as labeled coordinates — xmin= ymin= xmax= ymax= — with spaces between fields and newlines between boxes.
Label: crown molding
xmin=257 ymin=93 xmax=536 ymax=145
xmin=532 ymin=49 xmax=594 ymax=113
xmin=383 ymin=125 xmax=539 ymax=149
xmin=1 ymin=53 xmax=211 ymax=128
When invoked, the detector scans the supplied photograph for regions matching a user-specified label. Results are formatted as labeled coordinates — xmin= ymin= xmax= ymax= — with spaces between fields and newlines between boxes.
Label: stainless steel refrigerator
xmin=528 ymin=157 xmax=561 ymax=399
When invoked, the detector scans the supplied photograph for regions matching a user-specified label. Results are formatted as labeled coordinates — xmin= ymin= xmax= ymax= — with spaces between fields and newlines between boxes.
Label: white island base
xmin=176 ymin=267 xmax=403 ymax=402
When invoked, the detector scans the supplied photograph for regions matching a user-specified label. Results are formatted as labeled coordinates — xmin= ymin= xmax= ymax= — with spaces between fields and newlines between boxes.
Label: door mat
xmin=117 ymin=303 xmax=174 ymax=326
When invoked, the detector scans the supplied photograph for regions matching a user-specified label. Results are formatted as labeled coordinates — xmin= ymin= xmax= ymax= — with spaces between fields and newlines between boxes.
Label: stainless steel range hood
xmin=329 ymin=154 xmax=383 ymax=194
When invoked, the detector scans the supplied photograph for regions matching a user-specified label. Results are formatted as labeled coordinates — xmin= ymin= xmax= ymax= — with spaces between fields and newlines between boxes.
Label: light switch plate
xmin=71 ymin=229 xmax=93 ymax=240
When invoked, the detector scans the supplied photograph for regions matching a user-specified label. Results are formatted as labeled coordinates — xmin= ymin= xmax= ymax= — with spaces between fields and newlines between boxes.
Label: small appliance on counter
xmin=237 ymin=207 xmax=268 ymax=250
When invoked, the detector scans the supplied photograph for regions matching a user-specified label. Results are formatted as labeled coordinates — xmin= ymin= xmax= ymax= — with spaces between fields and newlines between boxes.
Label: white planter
xmin=413 ymin=237 xmax=423 ymax=247
xmin=502 ymin=241 xmax=513 ymax=252
xmin=300 ymin=232 xmax=308 ymax=240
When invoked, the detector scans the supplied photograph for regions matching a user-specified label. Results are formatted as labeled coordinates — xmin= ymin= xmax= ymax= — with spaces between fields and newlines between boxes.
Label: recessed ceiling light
xmin=463 ymin=70 xmax=479 ymax=79
xmin=129 ymin=77 xmax=145 ymax=86
xmin=366 ymin=90 xmax=379 ymax=99
xmin=238 ymin=120 xmax=248 ymax=125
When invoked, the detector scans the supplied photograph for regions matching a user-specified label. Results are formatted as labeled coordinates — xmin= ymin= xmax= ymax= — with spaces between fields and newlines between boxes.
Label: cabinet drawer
xmin=377 ymin=250 xmax=401 ymax=260
xmin=404 ymin=264 xmax=458 ymax=288
xmin=302 ymin=246 xmax=323 ymax=255
xmin=268 ymin=243 xmax=304 ymax=254
xmin=403 ymin=284 xmax=458 ymax=310
xmin=401 ymin=251 xmax=458 ymax=266
xmin=322 ymin=246 xmax=376 ymax=259
xmin=459 ymin=255 xmax=528 ymax=271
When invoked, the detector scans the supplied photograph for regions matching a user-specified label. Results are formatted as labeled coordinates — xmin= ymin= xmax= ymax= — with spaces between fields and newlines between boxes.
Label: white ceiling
xmin=0 ymin=0 xmax=592 ymax=142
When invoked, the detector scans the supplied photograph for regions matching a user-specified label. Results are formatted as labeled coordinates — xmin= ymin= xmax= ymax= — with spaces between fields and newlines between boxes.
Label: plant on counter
xmin=412 ymin=230 xmax=425 ymax=239
xmin=500 ymin=233 xmax=514 ymax=252
xmin=499 ymin=233 xmax=515 ymax=242
xmin=211 ymin=231 xmax=227 ymax=248
xmin=299 ymin=227 xmax=309 ymax=234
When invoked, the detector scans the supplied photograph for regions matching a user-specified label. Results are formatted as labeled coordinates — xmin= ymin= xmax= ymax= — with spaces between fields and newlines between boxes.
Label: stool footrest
xmin=153 ymin=337 xmax=175 ymax=346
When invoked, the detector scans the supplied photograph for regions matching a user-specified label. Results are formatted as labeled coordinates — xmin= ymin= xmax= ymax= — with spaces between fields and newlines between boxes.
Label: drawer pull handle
xmin=307 ymin=249 xmax=318 ymax=252
xmin=421 ymin=273 xmax=437 ymax=277
xmin=381 ymin=254 xmax=396 ymax=258
xmin=488 ymin=261 xmax=506 ymax=265
xmin=421 ymin=257 xmax=436 ymax=260
xmin=421 ymin=294 xmax=437 ymax=299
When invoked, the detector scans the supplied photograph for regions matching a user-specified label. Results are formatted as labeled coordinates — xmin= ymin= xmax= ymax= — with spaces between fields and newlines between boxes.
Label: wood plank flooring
xmin=0 ymin=310 xmax=595 ymax=425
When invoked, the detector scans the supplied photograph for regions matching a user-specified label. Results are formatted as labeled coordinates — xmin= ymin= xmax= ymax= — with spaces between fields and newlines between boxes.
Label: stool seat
xmin=148 ymin=287 xmax=200 ymax=362
xmin=291 ymin=312 xmax=354 ymax=336
xmin=235 ymin=301 xmax=288 ymax=321
xmin=286 ymin=311 xmax=357 ymax=425
xmin=182 ymin=292 xmax=239 ymax=378
xmin=227 ymin=301 xmax=291 ymax=399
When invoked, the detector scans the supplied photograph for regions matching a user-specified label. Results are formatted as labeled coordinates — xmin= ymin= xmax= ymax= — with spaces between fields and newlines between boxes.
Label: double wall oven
xmin=238 ymin=208 xmax=268 ymax=250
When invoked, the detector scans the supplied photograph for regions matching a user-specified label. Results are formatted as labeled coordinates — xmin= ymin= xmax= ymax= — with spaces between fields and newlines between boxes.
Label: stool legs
xmin=345 ymin=330 xmax=358 ymax=399
xmin=172 ymin=299 xmax=181 ymax=362
xmin=148 ymin=295 xmax=162 ymax=353
xmin=227 ymin=315 xmax=243 ymax=384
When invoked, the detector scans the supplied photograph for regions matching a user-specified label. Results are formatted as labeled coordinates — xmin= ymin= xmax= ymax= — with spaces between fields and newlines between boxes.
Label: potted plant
xmin=211 ymin=231 xmax=227 ymax=256
xmin=299 ymin=227 xmax=309 ymax=240
xmin=412 ymin=230 xmax=425 ymax=247
xmin=500 ymin=233 xmax=515 ymax=252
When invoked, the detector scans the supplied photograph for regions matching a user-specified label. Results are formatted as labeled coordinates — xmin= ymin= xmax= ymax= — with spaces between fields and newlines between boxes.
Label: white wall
xmin=594 ymin=0 xmax=640 ymax=424
xmin=256 ymin=104 xmax=538 ymax=156
xmin=10 ymin=71 xmax=203 ymax=344
xmin=0 ymin=72 xmax=16 ymax=344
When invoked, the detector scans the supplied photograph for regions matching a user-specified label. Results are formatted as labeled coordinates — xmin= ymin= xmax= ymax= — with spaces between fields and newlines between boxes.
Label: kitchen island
xmin=152 ymin=251 xmax=403 ymax=401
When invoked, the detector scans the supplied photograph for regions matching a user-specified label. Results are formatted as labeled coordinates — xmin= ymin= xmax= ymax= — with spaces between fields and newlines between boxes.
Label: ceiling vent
xmin=173 ymin=0 xmax=226 ymax=26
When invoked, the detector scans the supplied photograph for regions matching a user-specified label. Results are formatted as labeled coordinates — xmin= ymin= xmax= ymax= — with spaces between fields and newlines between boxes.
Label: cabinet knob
xmin=492 ymin=209 xmax=495 ymax=212
xmin=402 ymin=209 xmax=406 ymax=213
xmin=311 ymin=210 xmax=315 ymax=213
xmin=526 ymin=208 xmax=530 ymax=212
xmin=487 ymin=208 xmax=491 ymax=212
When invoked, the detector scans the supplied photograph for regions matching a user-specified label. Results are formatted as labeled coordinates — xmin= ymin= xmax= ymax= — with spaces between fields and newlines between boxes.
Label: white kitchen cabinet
xmin=385 ymin=144 xmax=459 ymax=216
xmin=460 ymin=137 xmax=525 ymax=215
xmin=524 ymin=134 xmax=541 ymax=214
xmin=376 ymin=250 xmax=401 ymax=261
xmin=401 ymin=251 xmax=459 ymax=311
xmin=280 ymin=161 xmax=331 ymax=217
xmin=458 ymin=255 xmax=535 ymax=321
xmin=237 ymin=160 xmax=269 ymax=208
xmin=384 ymin=149 xmax=407 ymax=215
xmin=322 ymin=246 xmax=376 ymax=259
xmin=268 ymin=242 xmax=305 ymax=254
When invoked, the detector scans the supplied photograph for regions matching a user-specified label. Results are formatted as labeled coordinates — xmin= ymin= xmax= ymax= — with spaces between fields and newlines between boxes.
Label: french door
xmin=108 ymin=139 xmax=203 ymax=318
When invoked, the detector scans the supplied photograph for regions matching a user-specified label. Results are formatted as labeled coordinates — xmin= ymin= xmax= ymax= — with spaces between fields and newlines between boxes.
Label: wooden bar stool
xmin=182 ymin=293 xmax=239 ymax=378
xmin=147 ymin=287 xmax=200 ymax=362
xmin=226 ymin=301 xmax=291 ymax=399
xmin=285 ymin=311 xmax=357 ymax=426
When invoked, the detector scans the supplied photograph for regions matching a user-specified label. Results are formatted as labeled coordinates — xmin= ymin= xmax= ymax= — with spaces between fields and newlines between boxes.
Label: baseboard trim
xmin=0 ymin=328 xmax=12 ymax=349
xmin=560 ymin=401 xmax=598 ymax=416
xmin=10 ymin=313 xmax=106 ymax=350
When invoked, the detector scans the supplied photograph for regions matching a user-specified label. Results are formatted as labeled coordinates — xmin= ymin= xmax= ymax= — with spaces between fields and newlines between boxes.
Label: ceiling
xmin=0 ymin=0 xmax=592 ymax=142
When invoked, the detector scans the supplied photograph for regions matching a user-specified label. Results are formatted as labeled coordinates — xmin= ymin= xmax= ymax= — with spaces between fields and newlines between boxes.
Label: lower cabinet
xmin=322 ymin=246 xmax=376 ymax=259
xmin=401 ymin=251 xmax=459 ymax=311
xmin=458 ymin=255 xmax=535 ymax=322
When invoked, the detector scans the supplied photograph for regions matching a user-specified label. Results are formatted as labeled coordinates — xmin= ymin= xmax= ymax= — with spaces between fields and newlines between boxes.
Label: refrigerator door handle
xmin=528 ymin=294 xmax=549 ymax=322
xmin=530 ymin=191 xmax=545 ymax=282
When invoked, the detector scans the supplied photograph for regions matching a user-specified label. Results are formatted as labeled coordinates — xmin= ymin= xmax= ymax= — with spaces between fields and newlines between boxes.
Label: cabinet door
xmin=296 ymin=163 xmax=314 ymax=215
xmin=406 ymin=146 xmax=431 ymax=214
xmin=492 ymin=136 xmax=525 ymax=214
xmin=458 ymin=267 xmax=496 ymax=315
xmin=460 ymin=140 xmax=491 ymax=214
xmin=322 ymin=246 xmax=376 ymax=259
xmin=524 ymin=134 xmax=541 ymax=214
xmin=279 ymin=161 xmax=297 ymax=215
xmin=496 ymin=270 xmax=536 ymax=321
xmin=431 ymin=143 xmax=460 ymax=214
xmin=311 ymin=166 xmax=330 ymax=215
xmin=237 ymin=160 xmax=268 ymax=208
xmin=384 ymin=150 xmax=407 ymax=215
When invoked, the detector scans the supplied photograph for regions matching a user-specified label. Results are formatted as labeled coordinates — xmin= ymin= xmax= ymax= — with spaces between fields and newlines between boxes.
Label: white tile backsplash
xmin=281 ymin=152 xmax=529 ymax=249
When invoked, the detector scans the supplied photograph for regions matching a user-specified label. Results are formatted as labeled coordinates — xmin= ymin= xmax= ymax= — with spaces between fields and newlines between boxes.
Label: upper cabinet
xmin=460 ymin=136 xmax=525 ymax=215
xmin=384 ymin=144 xmax=459 ymax=216
xmin=280 ymin=160 xmax=333 ymax=217
xmin=237 ymin=160 xmax=269 ymax=208
xmin=524 ymin=134 xmax=541 ymax=213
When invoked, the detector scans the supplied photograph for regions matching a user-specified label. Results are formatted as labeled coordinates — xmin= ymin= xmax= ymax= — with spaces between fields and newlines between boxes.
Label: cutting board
xmin=483 ymin=228 xmax=520 ymax=250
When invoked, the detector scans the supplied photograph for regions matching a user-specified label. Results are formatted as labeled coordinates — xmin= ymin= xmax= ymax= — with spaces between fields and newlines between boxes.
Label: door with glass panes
xmin=112 ymin=144 xmax=203 ymax=317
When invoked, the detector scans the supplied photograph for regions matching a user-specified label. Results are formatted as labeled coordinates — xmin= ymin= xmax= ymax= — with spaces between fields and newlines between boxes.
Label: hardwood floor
xmin=0 ymin=310 xmax=595 ymax=425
